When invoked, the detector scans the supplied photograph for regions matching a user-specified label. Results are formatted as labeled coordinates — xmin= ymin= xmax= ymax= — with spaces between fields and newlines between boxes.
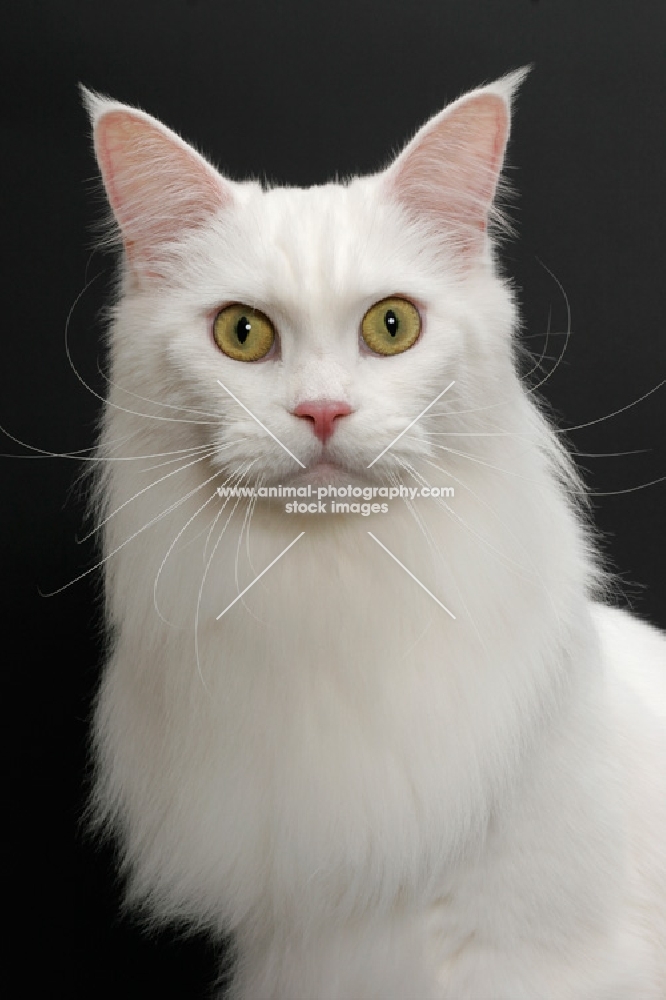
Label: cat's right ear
xmin=81 ymin=87 xmax=233 ymax=282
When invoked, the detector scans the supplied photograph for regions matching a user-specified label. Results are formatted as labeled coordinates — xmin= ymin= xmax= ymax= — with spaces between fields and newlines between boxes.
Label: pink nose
xmin=293 ymin=400 xmax=352 ymax=443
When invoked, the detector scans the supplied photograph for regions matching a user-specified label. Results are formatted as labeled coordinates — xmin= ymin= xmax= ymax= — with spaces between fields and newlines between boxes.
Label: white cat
xmin=86 ymin=71 xmax=666 ymax=998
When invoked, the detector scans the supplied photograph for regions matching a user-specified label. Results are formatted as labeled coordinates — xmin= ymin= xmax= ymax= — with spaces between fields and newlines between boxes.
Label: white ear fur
xmin=384 ymin=68 xmax=528 ymax=255
xmin=81 ymin=87 xmax=232 ymax=282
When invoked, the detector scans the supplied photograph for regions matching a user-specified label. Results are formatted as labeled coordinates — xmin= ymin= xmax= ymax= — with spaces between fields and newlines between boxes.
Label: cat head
xmin=85 ymin=72 xmax=526 ymax=488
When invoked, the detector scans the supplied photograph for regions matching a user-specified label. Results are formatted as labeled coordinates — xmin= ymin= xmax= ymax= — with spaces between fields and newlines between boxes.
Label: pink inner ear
xmin=389 ymin=93 xmax=509 ymax=246
xmin=95 ymin=110 xmax=229 ymax=275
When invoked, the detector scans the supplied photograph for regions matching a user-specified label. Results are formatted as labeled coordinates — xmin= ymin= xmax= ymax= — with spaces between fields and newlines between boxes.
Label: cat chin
xmin=284 ymin=461 xmax=377 ymax=491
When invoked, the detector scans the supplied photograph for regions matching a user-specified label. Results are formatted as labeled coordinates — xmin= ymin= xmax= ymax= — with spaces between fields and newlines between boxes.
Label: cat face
xmin=87 ymin=73 xmax=522 ymax=489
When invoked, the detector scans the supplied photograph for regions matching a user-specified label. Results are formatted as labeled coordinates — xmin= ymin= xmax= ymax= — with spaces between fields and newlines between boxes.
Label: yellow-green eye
xmin=361 ymin=297 xmax=421 ymax=356
xmin=213 ymin=304 xmax=276 ymax=362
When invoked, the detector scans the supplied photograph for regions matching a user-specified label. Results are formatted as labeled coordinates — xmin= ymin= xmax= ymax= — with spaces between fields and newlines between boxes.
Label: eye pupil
xmin=385 ymin=309 xmax=398 ymax=337
xmin=236 ymin=317 xmax=251 ymax=345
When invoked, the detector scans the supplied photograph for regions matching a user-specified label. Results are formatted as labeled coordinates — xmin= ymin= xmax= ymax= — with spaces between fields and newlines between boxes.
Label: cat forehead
xmin=246 ymin=179 xmax=381 ymax=246
xmin=210 ymin=177 xmax=433 ymax=311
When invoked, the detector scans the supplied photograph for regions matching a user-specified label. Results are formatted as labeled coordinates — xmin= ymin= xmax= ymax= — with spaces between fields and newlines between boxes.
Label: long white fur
xmin=87 ymin=73 xmax=666 ymax=998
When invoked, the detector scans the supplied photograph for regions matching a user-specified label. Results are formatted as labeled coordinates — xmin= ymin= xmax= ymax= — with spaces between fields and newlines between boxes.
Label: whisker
xmin=0 ymin=427 xmax=139 ymax=459
xmin=421 ymin=430 xmax=651 ymax=460
xmin=78 ymin=446 xmax=218 ymax=542
xmin=554 ymin=379 xmax=666 ymax=435
xmin=62 ymin=270 xmax=219 ymax=427
xmin=584 ymin=475 xmax=666 ymax=497
xmin=234 ymin=484 xmax=264 ymax=621
xmin=425 ymin=429 xmax=526 ymax=438
xmin=429 ymin=259 xmax=572 ymax=422
xmin=73 ymin=448 xmax=210 ymax=542
xmin=520 ymin=331 xmax=569 ymax=339
xmin=194 ymin=493 xmax=245 ymax=691
xmin=573 ymin=449 xmax=652 ymax=458
xmin=149 ymin=461 xmax=256 ymax=628
xmin=0 ymin=419 xmax=221 ymax=463
xmin=520 ymin=259 xmax=572 ymax=396
xmin=137 ymin=443 xmax=218 ymax=474
xmin=152 ymin=488 xmax=222 ymax=627
xmin=529 ymin=354 xmax=560 ymax=366
xmin=424 ymin=247 xmax=663 ymax=452
xmin=423 ymin=439 xmax=549 ymax=488
xmin=421 ymin=438 xmax=666 ymax=498
xmin=202 ymin=461 xmax=255 ymax=565
xmin=39 ymin=466 xmax=226 ymax=597
xmin=97 ymin=359 xmax=221 ymax=420
xmin=159 ymin=463 xmax=258 ymax=565
xmin=519 ymin=305 xmax=552 ymax=383
xmin=245 ymin=475 xmax=264 ymax=577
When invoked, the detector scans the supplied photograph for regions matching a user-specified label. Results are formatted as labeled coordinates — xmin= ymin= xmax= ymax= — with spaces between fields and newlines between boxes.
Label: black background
xmin=2 ymin=1 xmax=665 ymax=996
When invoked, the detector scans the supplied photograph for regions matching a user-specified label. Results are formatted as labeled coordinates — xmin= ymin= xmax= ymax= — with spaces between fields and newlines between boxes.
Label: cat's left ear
xmin=81 ymin=87 xmax=233 ymax=283
xmin=383 ymin=68 xmax=528 ymax=257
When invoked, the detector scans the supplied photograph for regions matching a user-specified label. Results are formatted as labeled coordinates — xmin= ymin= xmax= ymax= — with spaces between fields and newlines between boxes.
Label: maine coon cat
xmin=86 ymin=70 xmax=666 ymax=998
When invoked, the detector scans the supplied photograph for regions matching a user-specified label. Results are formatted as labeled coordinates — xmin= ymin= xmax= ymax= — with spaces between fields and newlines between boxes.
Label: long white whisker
xmin=150 ymin=462 xmax=257 ymax=627
xmin=164 ymin=463 xmax=257 ymax=565
xmin=245 ymin=475 xmax=264 ymax=578
xmin=519 ymin=305 xmax=552 ymax=383
xmin=0 ymin=428 xmax=136 ymax=459
xmin=202 ymin=461 xmax=256 ymax=565
xmin=62 ymin=272 xmax=217 ymax=427
xmin=97 ymin=359 xmax=221 ymax=420
xmin=73 ymin=444 xmax=214 ymax=542
xmin=584 ymin=475 xmax=666 ymax=497
xmin=554 ymin=379 xmax=666 ymax=435
xmin=86 ymin=388 xmax=219 ymax=426
xmin=39 ymin=466 xmax=226 ymax=597
xmin=521 ymin=330 xmax=568 ymax=339
xmin=234 ymin=485 xmax=265 ymax=621
xmin=137 ymin=443 xmax=218 ymax=474
xmin=422 ymin=437 xmax=666 ymax=498
xmin=0 ymin=419 xmax=221 ymax=463
xmin=153 ymin=489 xmax=222 ymax=627
xmin=526 ymin=259 xmax=572 ymax=397
xmin=195 ymin=494 xmax=246 ymax=690
xmin=434 ymin=258 xmax=572 ymax=422
xmin=422 ymin=429 xmax=650 ymax=458
xmin=423 ymin=439 xmax=549 ymax=488
xmin=202 ymin=463 xmax=254 ymax=564
xmin=78 ymin=446 xmax=218 ymax=542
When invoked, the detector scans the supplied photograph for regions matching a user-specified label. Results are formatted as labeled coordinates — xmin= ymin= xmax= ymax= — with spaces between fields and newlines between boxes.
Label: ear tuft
xmin=485 ymin=65 xmax=531 ymax=106
xmin=79 ymin=84 xmax=109 ymax=125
